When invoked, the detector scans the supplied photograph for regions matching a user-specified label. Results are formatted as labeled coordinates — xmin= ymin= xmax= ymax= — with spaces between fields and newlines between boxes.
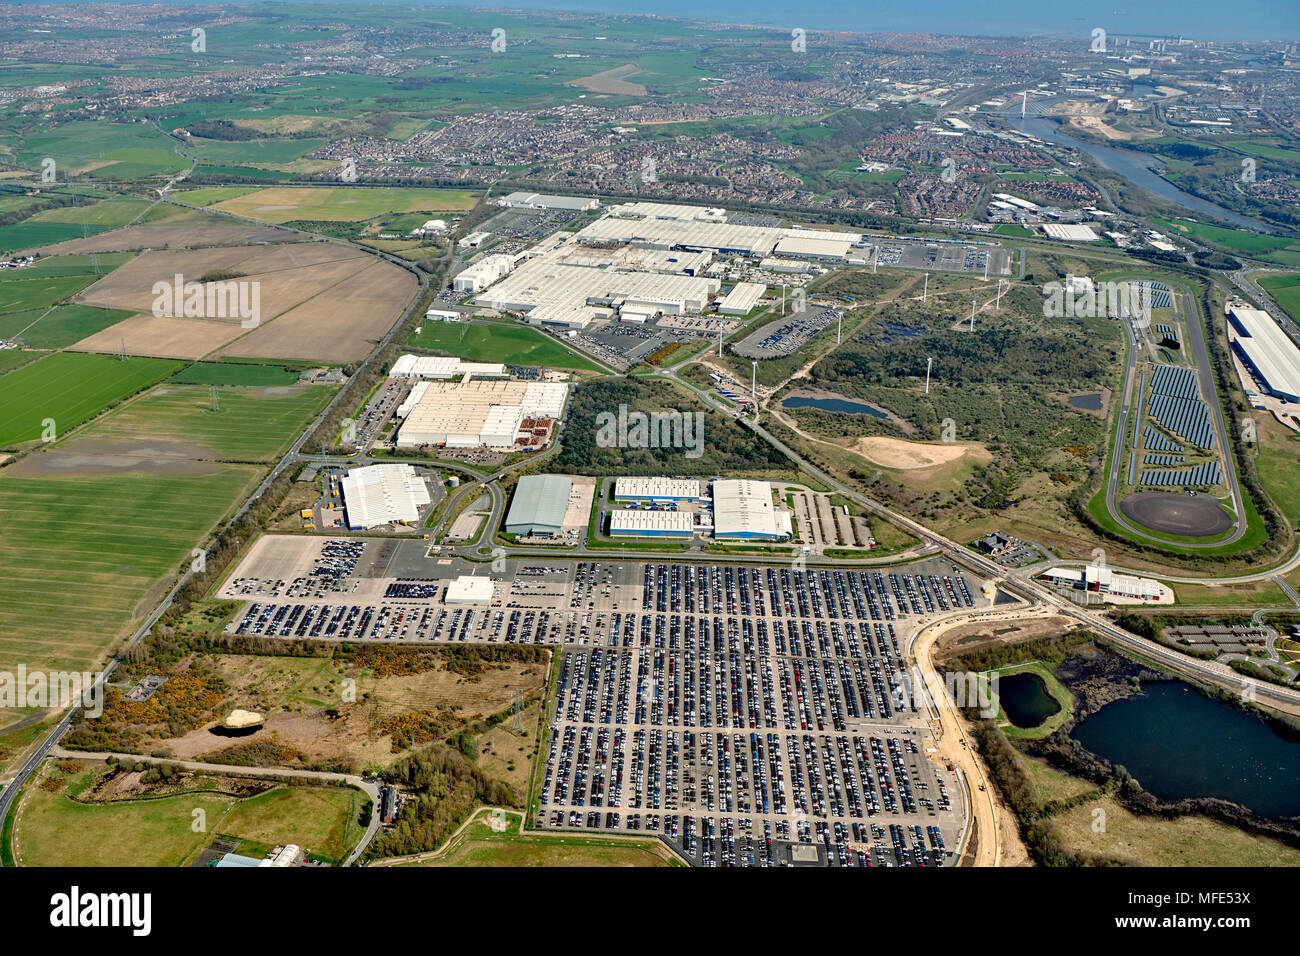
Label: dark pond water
xmin=998 ymin=671 xmax=1061 ymax=729
xmin=1072 ymin=681 xmax=1300 ymax=819
xmin=1069 ymin=393 xmax=1103 ymax=411
xmin=783 ymin=395 xmax=889 ymax=419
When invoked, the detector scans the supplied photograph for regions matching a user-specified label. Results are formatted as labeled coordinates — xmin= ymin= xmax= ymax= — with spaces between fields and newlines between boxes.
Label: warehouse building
xmin=773 ymin=235 xmax=852 ymax=261
xmin=609 ymin=510 xmax=694 ymax=537
xmin=340 ymin=464 xmax=431 ymax=529
xmin=390 ymin=355 xmax=507 ymax=379
xmin=1227 ymin=302 xmax=1300 ymax=404
xmin=505 ymin=475 xmax=573 ymax=536
xmin=718 ymin=282 xmax=767 ymax=316
xmin=1040 ymin=565 xmax=1164 ymax=601
xmin=453 ymin=254 xmax=515 ymax=293
xmin=496 ymin=191 xmax=599 ymax=211
xmin=614 ymin=476 xmax=701 ymax=501
xmin=445 ymin=575 xmax=496 ymax=605
xmin=711 ymin=479 xmax=792 ymax=540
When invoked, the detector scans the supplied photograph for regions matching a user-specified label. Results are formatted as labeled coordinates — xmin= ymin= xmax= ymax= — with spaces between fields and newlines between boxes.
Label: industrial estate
xmin=0 ymin=1 xmax=1297 ymax=897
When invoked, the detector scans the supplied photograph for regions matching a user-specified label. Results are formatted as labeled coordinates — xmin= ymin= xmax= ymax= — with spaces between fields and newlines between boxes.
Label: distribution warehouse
xmin=505 ymin=475 xmax=573 ymax=536
xmin=613 ymin=477 xmax=702 ymax=501
xmin=711 ymin=479 xmax=792 ymax=540
xmin=340 ymin=464 xmax=431 ymax=529
xmin=609 ymin=510 xmax=695 ymax=537
xmin=1227 ymin=302 xmax=1300 ymax=404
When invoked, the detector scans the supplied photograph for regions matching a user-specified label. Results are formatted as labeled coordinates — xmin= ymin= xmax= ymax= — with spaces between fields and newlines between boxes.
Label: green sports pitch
xmin=408 ymin=321 xmax=604 ymax=372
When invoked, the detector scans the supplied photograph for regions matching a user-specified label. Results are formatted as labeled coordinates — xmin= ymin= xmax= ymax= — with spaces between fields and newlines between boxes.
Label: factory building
xmin=496 ymin=191 xmax=599 ymax=211
xmin=525 ymin=303 xmax=600 ymax=330
xmin=760 ymin=257 xmax=810 ymax=273
xmin=445 ymin=575 xmax=496 ymax=605
xmin=505 ymin=475 xmax=573 ymax=536
xmin=772 ymin=235 xmax=852 ymax=261
xmin=474 ymin=256 xmax=716 ymax=314
xmin=396 ymin=380 xmax=568 ymax=449
xmin=711 ymin=479 xmax=793 ymax=540
xmin=718 ymin=282 xmax=768 ymax=316
xmin=608 ymin=202 xmax=727 ymax=222
xmin=340 ymin=464 xmax=431 ymax=529
xmin=390 ymin=355 xmax=507 ymax=379
xmin=613 ymin=476 xmax=701 ymax=501
xmin=608 ymin=510 xmax=694 ymax=537
xmin=1227 ymin=302 xmax=1300 ymax=404
xmin=453 ymin=254 xmax=515 ymax=293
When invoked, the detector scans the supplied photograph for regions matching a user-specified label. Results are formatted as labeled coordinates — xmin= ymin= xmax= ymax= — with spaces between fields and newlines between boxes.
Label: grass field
xmin=0 ymin=221 xmax=108 ymax=253
xmin=1259 ymin=273 xmax=1300 ymax=326
xmin=209 ymin=186 xmax=478 ymax=223
xmin=10 ymin=304 xmax=136 ymax=350
xmin=32 ymin=197 xmax=152 ymax=228
xmin=1020 ymin=754 xmax=1101 ymax=805
xmin=168 ymin=362 xmax=303 ymax=386
xmin=17 ymin=121 xmax=186 ymax=180
xmin=0 ymin=352 xmax=182 ymax=447
xmin=69 ymin=383 xmax=334 ymax=462
xmin=1051 ymin=794 xmax=1300 ymax=866
xmin=1253 ymin=414 xmax=1300 ymax=526
xmin=13 ymin=763 xmax=365 ymax=866
xmin=0 ymin=348 xmax=41 ymax=375
xmin=11 ymin=252 xmax=134 ymax=277
xmin=409 ymin=321 xmax=603 ymax=371
xmin=411 ymin=811 xmax=680 ymax=867
xmin=0 ymin=463 xmax=260 ymax=673
xmin=0 ymin=273 xmax=99 ymax=316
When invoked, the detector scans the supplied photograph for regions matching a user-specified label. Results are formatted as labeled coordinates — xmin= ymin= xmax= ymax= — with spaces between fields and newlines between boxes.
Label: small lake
xmin=783 ymin=395 xmax=889 ymax=419
xmin=1072 ymin=681 xmax=1300 ymax=819
xmin=1068 ymin=393 xmax=1102 ymax=411
xmin=998 ymin=671 xmax=1061 ymax=729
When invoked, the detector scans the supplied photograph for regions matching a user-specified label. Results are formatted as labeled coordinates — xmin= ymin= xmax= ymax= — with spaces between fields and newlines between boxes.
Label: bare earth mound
xmin=852 ymin=436 xmax=973 ymax=470
xmin=1120 ymin=492 xmax=1236 ymax=537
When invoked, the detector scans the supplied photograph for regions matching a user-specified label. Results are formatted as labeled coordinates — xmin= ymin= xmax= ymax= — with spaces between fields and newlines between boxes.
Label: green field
xmin=17 ymin=121 xmax=186 ymax=180
xmin=408 ymin=321 xmax=603 ymax=371
xmin=69 ymin=382 xmax=334 ymax=462
xmin=11 ymin=252 xmax=134 ymax=277
xmin=31 ymin=196 xmax=151 ymax=228
xmin=186 ymin=136 xmax=328 ymax=165
xmin=10 ymin=304 xmax=135 ymax=349
xmin=412 ymin=812 xmax=679 ymax=867
xmin=171 ymin=186 xmax=258 ymax=207
xmin=13 ymin=764 xmax=365 ymax=866
xmin=0 ymin=221 xmax=108 ymax=253
xmin=0 ymin=348 xmax=41 ymax=375
xmin=0 ymin=352 xmax=181 ymax=447
xmin=168 ymin=362 xmax=303 ymax=386
xmin=1259 ymin=273 xmax=1300 ymax=326
xmin=1154 ymin=217 xmax=1300 ymax=264
xmin=209 ymin=186 xmax=478 ymax=223
xmin=0 ymin=463 xmax=259 ymax=672
xmin=0 ymin=273 xmax=99 ymax=316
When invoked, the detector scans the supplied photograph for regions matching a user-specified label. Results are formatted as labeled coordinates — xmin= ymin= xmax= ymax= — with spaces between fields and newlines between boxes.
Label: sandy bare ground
xmin=567 ymin=64 xmax=647 ymax=95
xmin=5 ymin=448 xmax=225 ymax=478
xmin=852 ymin=435 xmax=975 ymax=470
xmin=1068 ymin=115 xmax=1135 ymax=141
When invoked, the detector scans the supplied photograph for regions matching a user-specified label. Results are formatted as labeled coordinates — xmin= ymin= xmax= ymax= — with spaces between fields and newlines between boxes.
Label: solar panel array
xmin=1143 ymin=426 xmax=1184 ymax=453
xmin=1148 ymin=365 xmax=1214 ymax=451
xmin=1138 ymin=461 xmax=1222 ymax=487
xmin=1144 ymin=454 xmax=1185 ymax=465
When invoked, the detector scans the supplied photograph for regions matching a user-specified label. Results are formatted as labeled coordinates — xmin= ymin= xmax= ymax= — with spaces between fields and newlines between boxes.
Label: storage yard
xmin=216 ymin=542 xmax=984 ymax=866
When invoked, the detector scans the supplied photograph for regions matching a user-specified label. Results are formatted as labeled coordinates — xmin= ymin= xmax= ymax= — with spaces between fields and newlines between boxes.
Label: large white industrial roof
xmin=1229 ymin=304 xmax=1300 ymax=401
xmin=391 ymin=355 xmax=508 ymax=379
xmin=446 ymin=575 xmax=495 ymax=603
xmin=341 ymin=464 xmax=431 ymax=528
xmin=711 ymin=479 xmax=790 ymax=538
xmin=773 ymin=236 xmax=853 ymax=259
xmin=614 ymin=476 xmax=701 ymax=499
xmin=718 ymin=282 xmax=767 ymax=315
xmin=609 ymin=510 xmax=694 ymax=534
xmin=475 ymin=256 xmax=716 ymax=313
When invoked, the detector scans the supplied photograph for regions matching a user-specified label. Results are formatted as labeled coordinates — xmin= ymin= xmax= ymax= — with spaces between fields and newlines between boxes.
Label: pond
xmin=1071 ymin=681 xmax=1300 ymax=819
xmin=1068 ymin=393 xmax=1102 ymax=411
xmin=997 ymin=671 xmax=1061 ymax=729
xmin=782 ymin=395 xmax=889 ymax=419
